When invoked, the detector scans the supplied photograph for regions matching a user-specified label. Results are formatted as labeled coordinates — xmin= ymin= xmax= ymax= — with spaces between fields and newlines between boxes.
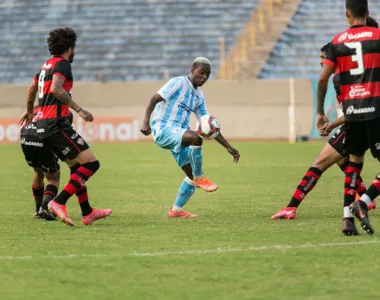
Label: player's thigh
xmin=181 ymin=130 xmax=202 ymax=146
xmin=44 ymin=128 xmax=90 ymax=162
xmin=155 ymin=127 xmax=188 ymax=153
xmin=312 ymin=142 xmax=344 ymax=172
xmin=21 ymin=143 xmax=41 ymax=169
xmin=39 ymin=144 xmax=61 ymax=174
xmin=344 ymin=122 xmax=369 ymax=157
xmin=366 ymin=118 xmax=380 ymax=159
xmin=32 ymin=167 xmax=45 ymax=178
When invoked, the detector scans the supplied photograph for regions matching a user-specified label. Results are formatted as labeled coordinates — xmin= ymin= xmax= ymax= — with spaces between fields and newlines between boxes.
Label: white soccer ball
xmin=196 ymin=115 xmax=221 ymax=140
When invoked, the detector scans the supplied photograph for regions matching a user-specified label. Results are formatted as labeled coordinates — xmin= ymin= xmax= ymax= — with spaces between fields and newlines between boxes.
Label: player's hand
xmin=316 ymin=113 xmax=329 ymax=130
xmin=78 ymin=108 xmax=94 ymax=122
xmin=227 ymin=146 xmax=240 ymax=163
xmin=140 ymin=122 xmax=152 ymax=136
xmin=19 ymin=112 xmax=33 ymax=126
xmin=319 ymin=125 xmax=332 ymax=137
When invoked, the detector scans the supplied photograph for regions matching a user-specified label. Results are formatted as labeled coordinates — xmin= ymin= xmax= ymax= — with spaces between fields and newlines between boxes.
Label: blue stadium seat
xmin=0 ymin=0 xmax=259 ymax=83
xmin=259 ymin=0 xmax=380 ymax=79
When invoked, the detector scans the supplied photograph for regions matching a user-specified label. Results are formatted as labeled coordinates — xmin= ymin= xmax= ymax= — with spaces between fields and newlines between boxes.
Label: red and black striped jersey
xmin=326 ymin=25 xmax=380 ymax=122
xmin=33 ymin=56 xmax=73 ymax=136
xmin=333 ymin=68 xmax=342 ymax=104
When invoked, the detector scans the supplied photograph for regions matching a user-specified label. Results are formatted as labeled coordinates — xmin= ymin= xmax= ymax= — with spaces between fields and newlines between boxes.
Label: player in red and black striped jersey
xmin=271 ymin=43 xmax=368 ymax=227
xmin=317 ymin=0 xmax=380 ymax=235
xmin=272 ymin=17 xmax=380 ymax=230
xmin=20 ymin=107 xmax=61 ymax=221
xmin=20 ymin=27 xmax=112 ymax=226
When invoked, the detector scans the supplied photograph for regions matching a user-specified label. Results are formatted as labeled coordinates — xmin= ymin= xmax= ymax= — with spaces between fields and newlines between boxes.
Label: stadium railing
xmin=217 ymin=0 xmax=282 ymax=80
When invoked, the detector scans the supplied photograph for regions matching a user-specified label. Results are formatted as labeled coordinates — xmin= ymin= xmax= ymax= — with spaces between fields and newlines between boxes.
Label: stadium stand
xmin=0 ymin=0 xmax=259 ymax=83
xmin=259 ymin=0 xmax=380 ymax=79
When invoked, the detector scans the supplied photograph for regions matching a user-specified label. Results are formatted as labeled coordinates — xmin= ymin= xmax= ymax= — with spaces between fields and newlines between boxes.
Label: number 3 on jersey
xmin=38 ymin=70 xmax=46 ymax=98
xmin=345 ymin=42 xmax=364 ymax=75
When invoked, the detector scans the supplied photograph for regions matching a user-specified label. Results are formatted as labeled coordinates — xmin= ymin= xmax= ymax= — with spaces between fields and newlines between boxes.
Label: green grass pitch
xmin=0 ymin=141 xmax=379 ymax=299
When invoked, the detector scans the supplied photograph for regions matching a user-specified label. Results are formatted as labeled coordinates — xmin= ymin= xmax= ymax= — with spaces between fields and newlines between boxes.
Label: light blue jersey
xmin=151 ymin=76 xmax=208 ymax=140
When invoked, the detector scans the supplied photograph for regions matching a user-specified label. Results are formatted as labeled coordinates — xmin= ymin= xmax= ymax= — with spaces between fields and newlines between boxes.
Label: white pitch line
xmin=0 ymin=240 xmax=379 ymax=261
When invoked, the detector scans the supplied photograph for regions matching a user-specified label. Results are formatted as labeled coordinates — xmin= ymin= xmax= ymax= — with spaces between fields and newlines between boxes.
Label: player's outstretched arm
xmin=215 ymin=133 xmax=240 ymax=163
xmin=19 ymin=81 xmax=38 ymax=126
xmin=51 ymin=75 xmax=93 ymax=122
xmin=140 ymin=93 xmax=164 ymax=136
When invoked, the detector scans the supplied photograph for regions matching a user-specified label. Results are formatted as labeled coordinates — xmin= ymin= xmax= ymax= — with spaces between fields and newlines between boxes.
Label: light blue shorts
xmin=154 ymin=127 xmax=190 ymax=167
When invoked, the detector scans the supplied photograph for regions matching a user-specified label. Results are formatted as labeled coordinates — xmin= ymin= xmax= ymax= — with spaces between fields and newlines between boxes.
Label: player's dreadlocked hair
xmin=367 ymin=16 xmax=379 ymax=28
xmin=47 ymin=27 xmax=77 ymax=56
xmin=320 ymin=43 xmax=331 ymax=53
xmin=346 ymin=0 xmax=368 ymax=18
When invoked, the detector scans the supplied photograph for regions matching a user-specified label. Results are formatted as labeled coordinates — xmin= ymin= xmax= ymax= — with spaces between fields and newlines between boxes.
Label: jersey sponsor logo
xmin=346 ymin=105 xmax=375 ymax=115
xmin=349 ymin=85 xmax=371 ymax=98
xmin=177 ymin=103 xmax=192 ymax=112
xmin=20 ymin=138 xmax=43 ymax=147
xmin=37 ymin=128 xmax=45 ymax=133
xmin=338 ymin=31 xmax=373 ymax=42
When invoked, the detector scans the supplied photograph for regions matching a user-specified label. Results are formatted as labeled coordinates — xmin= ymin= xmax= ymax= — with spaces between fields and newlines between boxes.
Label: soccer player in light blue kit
xmin=141 ymin=57 xmax=240 ymax=218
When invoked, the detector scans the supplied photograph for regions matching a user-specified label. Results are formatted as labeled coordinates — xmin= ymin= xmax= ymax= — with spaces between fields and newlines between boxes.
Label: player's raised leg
xmin=182 ymin=130 xmax=217 ymax=192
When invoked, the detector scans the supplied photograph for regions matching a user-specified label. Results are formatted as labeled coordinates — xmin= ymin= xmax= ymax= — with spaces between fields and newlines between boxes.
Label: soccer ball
xmin=196 ymin=115 xmax=220 ymax=140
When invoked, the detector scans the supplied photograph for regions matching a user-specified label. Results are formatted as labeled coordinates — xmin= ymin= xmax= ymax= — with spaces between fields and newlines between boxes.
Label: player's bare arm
xmin=316 ymin=63 xmax=335 ymax=129
xmin=51 ymin=75 xmax=93 ymax=122
xmin=19 ymin=81 xmax=38 ymax=126
xmin=141 ymin=93 xmax=164 ymax=136
xmin=215 ymin=133 xmax=240 ymax=163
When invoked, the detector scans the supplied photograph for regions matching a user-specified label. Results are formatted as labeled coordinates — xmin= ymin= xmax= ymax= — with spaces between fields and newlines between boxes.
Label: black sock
xmin=76 ymin=186 xmax=92 ymax=216
xmin=41 ymin=184 xmax=58 ymax=210
xmin=32 ymin=185 xmax=44 ymax=212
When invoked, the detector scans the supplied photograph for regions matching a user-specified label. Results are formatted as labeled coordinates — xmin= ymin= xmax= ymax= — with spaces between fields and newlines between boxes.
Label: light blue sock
xmin=188 ymin=146 xmax=203 ymax=178
xmin=173 ymin=178 xmax=196 ymax=210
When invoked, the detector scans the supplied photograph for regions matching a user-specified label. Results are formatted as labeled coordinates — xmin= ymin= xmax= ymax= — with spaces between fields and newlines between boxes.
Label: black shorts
xmin=345 ymin=118 xmax=380 ymax=158
xmin=21 ymin=136 xmax=60 ymax=173
xmin=42 ymin=127 xmax=89 ymax=160
xmin=328 ymin=125 xmax=347 ymax=157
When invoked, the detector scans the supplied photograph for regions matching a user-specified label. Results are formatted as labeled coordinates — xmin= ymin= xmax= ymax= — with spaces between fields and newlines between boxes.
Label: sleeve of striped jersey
xmin=33 ymin=72 xmax=39 ymax=84
xmin=194 ymin=96 xmax=209 ymax=120
xmin=157 ymin=78 xmax=182 ymax=101
xmin=53 ymin=60 xmax=72 ymax=80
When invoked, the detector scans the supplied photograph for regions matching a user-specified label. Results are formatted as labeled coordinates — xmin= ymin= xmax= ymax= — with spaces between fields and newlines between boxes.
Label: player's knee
xmin=45 ymin=171 xmax=60 ymax=185
xmin=192 ymin=135 xmax=203 ymax=146
xmin=34 ymin=168 xmax=45 ymax=179
xmin=69 ymin=163 xmax=81 ymax=174
xmin=82 ymin=160 xmax=100 ymax=174
xmin=311 ymin=158 xmax=329 ymax=172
